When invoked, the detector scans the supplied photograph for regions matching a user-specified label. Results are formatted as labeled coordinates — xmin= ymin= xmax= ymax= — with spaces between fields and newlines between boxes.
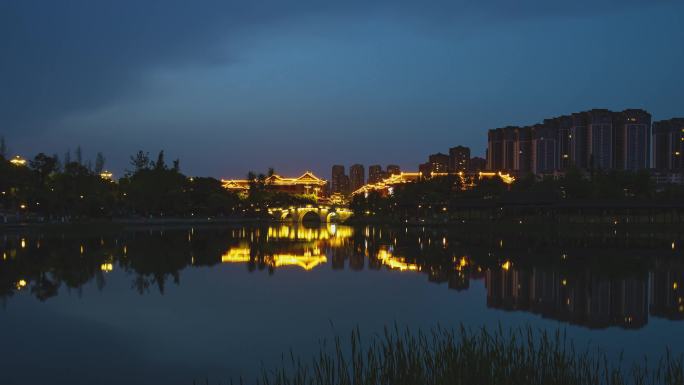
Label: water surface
xmin=1 ymin=224 xmax=683 ymax=384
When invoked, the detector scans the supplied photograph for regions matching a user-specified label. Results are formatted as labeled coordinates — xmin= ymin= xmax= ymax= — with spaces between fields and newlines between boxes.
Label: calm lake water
xmin=1 ymin=224 xmax=683 ymax=385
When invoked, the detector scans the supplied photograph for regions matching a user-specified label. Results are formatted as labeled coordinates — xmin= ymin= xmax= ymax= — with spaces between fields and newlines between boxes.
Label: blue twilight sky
xmin=1 ymin=0 xmax=683 ymax=179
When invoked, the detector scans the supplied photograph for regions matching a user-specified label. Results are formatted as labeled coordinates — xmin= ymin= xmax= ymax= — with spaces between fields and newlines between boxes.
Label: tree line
xmin=0 ymin=144 xmax=311 ymax=220
xmin=351 ymin=168 xmax=684 ymax=219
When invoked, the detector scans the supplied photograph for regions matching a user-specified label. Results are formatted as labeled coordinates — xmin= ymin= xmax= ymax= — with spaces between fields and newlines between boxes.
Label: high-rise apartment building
xmin=486 ymin=127 xmax=531 ymax=175
xmin=469 ymin=157 xmax=486 ymax=172
xmin=531 ymin=123 xmax=558 ymax=175
xmin=418 ymin=162 xmax=432 ymax=178
xmin=448 ymin=146 xmax=470 ymax=173
xmin=653 ymin=118 xmax=684 ymax=172
xmin=487 ymin=128 xmax=504 ymax=170
xmin=513 ymin=127 xmax=532 ymax=174
xmin=339 ymin=174 xmax=351 ymax=196
xmin=587 ymin=109 xmax=614 ymax=170
xmin=428 ymin=153 xmax=449 ymax=173
xmin=368 ymin=165 xmax=383 ymax=183
xmin=349 ymin=164 xmax=365 ymax=192
xmin=331 ymin=165 xmax=346 ymax=194
xmin=490 ymin=109 xmax=653 ymax=176
xmin=386 ymin=164 xmax=401 ymax=176
xmin=386 ymin=164 xmax=401 ymax=175
xmin=545 ymin=116 xmax=573 ymax=170
xmin=501 ymin=127 xmax=517 ymax=172
xmin=569 ymin=113 xmax=589 ymax=170
xmin=618 ymin=109 xmax=651 ymax=171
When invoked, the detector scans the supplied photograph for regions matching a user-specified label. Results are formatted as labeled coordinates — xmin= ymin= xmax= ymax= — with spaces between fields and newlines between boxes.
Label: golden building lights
xmin=100 ymin=170 xmax=113 ymax=181
xmin=221 ymin=171 xmax=327 ymax=197
xmin=100 ymin=263 xmax=114 ymax=272
xmin=10 ymin=155 xmax=27 ymax=166
xmin=351 ymin=170 xmax=516 ymax=197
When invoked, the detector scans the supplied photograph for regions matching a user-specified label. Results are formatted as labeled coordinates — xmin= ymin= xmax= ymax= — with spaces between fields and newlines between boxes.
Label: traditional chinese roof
xmin=222 ymin=171 xmax=327 ymax=190
xmin=351 ymin=172 xmax=422 ymax=196
xmin=265 ymin=171 xmax=327 ymax=186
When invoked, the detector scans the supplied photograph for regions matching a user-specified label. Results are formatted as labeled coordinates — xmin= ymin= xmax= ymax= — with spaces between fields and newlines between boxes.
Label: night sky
xmin=2 ymin=0 xmax=683 ymax=179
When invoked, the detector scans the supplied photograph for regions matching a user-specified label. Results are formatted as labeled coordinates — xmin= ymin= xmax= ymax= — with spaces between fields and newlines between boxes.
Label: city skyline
xmin=4 ymin=106 xmax=681 ymax=183
xmin=2 ymin=1 xmax=684 ymax=179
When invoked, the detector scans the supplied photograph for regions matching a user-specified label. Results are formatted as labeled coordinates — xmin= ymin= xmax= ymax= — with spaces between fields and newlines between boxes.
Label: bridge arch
xmin=301 ymin=210 xmax=322 ymax=223
xmin=270 ymin=205 xmax=352 ymax=224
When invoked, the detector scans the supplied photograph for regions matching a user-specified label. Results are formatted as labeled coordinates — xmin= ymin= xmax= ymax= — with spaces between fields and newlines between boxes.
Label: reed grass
xmin=255 ymin=325 xmax=683 ymax=385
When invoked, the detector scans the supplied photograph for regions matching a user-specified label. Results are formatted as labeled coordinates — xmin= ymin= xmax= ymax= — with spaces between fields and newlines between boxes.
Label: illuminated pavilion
xmin=350 ymin=171 xmax=515 ymax=197
xmin=350 ymin=172 xmax=422 ymax=197
xmin=221 ymin=171 xmax=328 ymax=198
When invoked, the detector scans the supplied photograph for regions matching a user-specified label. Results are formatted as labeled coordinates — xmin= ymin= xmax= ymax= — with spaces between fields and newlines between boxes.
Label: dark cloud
xmin=0 ymin=0 xmax=674 ymax=132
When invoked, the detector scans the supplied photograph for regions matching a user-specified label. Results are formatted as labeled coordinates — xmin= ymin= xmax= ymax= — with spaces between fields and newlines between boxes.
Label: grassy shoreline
xmin=249 ymin=326 xmax=683 ymax=385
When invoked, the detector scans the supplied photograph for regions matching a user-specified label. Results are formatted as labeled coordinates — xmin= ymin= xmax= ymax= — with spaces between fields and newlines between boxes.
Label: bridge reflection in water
xmin=1 ymin=224 xmax=683 ymax=330
xmin=221 ymin=224 xmax=352 ymax=270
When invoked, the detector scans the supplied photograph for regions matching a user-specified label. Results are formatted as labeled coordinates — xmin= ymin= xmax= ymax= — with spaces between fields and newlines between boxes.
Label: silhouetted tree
xmin=29 ymin=153 xmax=58 ymax=185
xmin=95 ymin=152 xmax=106 ymax=173
xmin=52 ymin=153 xmax=62 ymax=173
xmin=154 ymin=150 xmax=166 ymax=170
xmin=0 ymin=136 xmax=6 ymax=159
xmin=75 ymin=145 xmax=83 ymax=165
xmin=130 ymin=151 xmax=150 ymax=173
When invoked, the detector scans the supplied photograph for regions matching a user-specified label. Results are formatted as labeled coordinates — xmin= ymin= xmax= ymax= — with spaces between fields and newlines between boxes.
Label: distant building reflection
xmin=0 ymin=225 xmax=683 ymax=330
xmin=650 ymin=259 xmax=684 ymax=320
xmin=486 ymin=266 xmax=648 ymax=329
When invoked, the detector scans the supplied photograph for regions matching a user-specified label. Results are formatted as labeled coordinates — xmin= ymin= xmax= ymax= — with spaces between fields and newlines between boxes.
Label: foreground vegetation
xmin=253 ymin=326 xmax=683 ymax=385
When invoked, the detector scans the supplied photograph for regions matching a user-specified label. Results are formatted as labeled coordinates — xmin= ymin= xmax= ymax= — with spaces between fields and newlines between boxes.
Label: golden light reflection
xmin=377 ymin=248 xmax=420 ymax=272
xmin=221 ymin=247 xmax=251 ymax=263
xmin=221 ymin=245 xmax=327 ymax=271
xmin=267 ymin=254 xmax=327 ymax=270
xmin=454 ymin=256 xmax=469 ymax=271
xmin=100 ymin=263 xmax=114 ymax=272
xmin=501 ymin=260 xmax=511 ymax=271
xmin=264 ymin=225 xmax=352 ymax=247
xmin=16 ymin=279 xmax=27 ymax=289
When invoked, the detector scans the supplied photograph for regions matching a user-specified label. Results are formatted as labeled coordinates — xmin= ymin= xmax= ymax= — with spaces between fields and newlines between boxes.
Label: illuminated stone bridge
xmin=267 ymin=205 xmax=353 ymax=223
